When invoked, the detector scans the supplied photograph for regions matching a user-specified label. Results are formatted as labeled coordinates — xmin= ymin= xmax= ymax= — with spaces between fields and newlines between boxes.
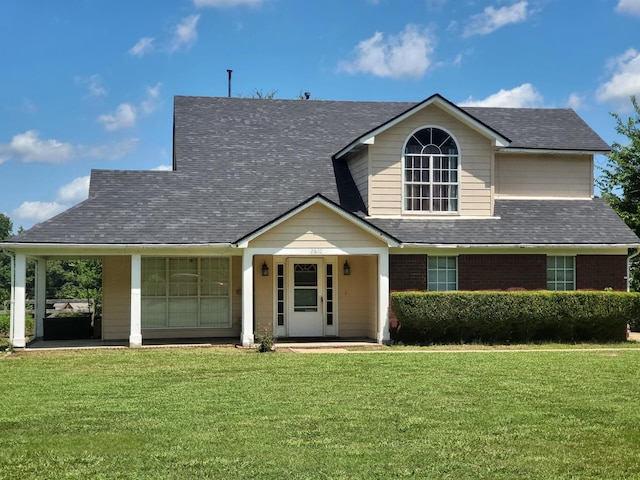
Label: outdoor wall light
xmin=343 ymin=260 xmax=351 ymax=276
xmin=261 ymin=261 xmax=269 ymax=277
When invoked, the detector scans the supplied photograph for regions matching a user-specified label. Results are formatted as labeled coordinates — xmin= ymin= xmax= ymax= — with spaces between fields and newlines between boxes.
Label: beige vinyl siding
xmin=254 ymin=255 xmax=274 ymax=333
xmin=337 ymin=255 xmax=377 ymax=338
xmin=249 ymin=203 xmax=386 ymax=249
xmin=102 ymin=256 xmax=131 ymax=340
xmin=368 ymin=103 xmax=493 ymax=217
xmin=495 ymin=153 xmax=593 ymax=198
xmin=347 ymin=147 xmax=370 ymax=208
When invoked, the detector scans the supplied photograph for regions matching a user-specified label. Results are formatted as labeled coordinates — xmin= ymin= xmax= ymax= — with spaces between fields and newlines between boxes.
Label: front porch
xmin=21 ymin=336 xmax=378 ymax=351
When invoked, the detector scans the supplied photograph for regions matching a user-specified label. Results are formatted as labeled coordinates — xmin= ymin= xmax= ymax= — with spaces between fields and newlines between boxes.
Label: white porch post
xmin=35 ymin=259 xmax=47 ymax=338
xmin=377 ymin=250 xmax=390 ymax=344
xmin=129 ymin=254 xmax=143 ymax=347
xmin=10 ymin=253 xmax=27 ymax=348
xmin=241 ymin=249 xmax=255 ymax=346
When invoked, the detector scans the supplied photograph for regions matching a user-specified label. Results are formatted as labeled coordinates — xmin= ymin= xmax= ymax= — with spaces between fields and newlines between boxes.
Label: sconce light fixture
xmin=261 ymin=261 xmax=269 ymax=277
xmin=343 ymin=260 xmax=351 ymax=276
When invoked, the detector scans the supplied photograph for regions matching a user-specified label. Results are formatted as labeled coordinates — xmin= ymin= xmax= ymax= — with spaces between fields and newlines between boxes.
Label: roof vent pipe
xmin=227 ymin=69 xmax=232 ymax=97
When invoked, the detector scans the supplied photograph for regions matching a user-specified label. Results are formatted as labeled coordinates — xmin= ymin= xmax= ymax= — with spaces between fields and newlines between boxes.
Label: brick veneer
xmin=388 ymin=253 xmax=629 ymax=292
xmin=458 ymin=254 xmax=547 ymax=290
xmin=389 ymin=254 xmax=427 ymax=290
xmin=576 ymin=255 xmax=627 ymax=291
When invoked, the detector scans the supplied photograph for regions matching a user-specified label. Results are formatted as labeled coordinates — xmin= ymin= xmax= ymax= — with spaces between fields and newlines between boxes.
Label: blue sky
xmin=1 ymin=0 xmax=639 ymax=230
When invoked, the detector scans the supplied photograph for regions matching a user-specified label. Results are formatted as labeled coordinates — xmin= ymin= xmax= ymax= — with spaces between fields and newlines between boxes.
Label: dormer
xmin=335 ymin=94 xmax=510 ymax=218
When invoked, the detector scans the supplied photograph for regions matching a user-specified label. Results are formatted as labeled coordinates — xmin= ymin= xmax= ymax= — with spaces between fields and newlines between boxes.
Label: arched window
xmin=403 ymin=127 xmax=459 ymax=212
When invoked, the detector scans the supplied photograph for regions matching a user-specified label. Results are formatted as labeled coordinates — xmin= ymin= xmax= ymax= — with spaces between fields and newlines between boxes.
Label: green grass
xmin=2 ymin=348 xmax=640 ymax=479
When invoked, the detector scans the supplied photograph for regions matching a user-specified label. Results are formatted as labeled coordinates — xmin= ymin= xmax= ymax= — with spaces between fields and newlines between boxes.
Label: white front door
xmin=287 ymin=259 xmax=324 ymax=337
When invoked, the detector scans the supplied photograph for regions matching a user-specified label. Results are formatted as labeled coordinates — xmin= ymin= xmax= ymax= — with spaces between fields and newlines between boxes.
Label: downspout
xmin=627 ymin=248 xmax=640 ymax=292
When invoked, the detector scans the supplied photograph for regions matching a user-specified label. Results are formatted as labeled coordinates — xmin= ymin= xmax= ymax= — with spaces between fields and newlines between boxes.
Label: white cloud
xmin=76 ymin=74 xmax=107 ymax=97
xmin=0 ymin=130 xmax=74 ymax=163
xmin=460 ymin=83 xmax=543 ymax=107
xmin=13 ymin=201 xmax=67 ymax=222
xmin=129 ymin=36 xmax=155 ymax=57
xmin=463 ymin=1 xmax=529 ymax=38
xmin=338 ymin=25 xmax=433 ymax=79
xmin=169 ymin=14 xmax=200 ymax=53
xmin=596 ymin=48 xmax=640 ymax=106
xmin=98 ymin=103 xmax=137 ymax=131
xmin=140 ymin=83 xmax=162 ymax=115
xmin=194 ymin=0 xmax=264 ymax=6
xmin=13 ymin=175 xmax=91 ymax=223
xmin=57 ymin=176 xmax=91 ymax=203
xmin=152 ymin=164 xmax=173 ymax=171
xmin=0 ymin=131 xmax=138 ymax=164
xmin=616 ymin=0 xmax=640 ymax=16
xmin=566 ymin=93 xmax=584 ymax=110
xmin=78 ymin=138 xmax=139 ymax=160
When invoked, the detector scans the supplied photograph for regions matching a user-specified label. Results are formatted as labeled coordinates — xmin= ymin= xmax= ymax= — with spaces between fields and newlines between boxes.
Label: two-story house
xmin=4 ymin=94 xmax=639 ymax=348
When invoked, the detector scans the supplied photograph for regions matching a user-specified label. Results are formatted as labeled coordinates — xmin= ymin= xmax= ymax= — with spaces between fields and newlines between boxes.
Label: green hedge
xmin=390 ymin=291 xmax=639 ymax=344
xmin=0 ymin=313 xmax=35 ymax=336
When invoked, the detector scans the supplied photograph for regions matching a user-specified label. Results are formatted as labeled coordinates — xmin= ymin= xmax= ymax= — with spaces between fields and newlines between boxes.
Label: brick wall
xmin=389 ymin=254 xmax=427 ymax=290
xmin=389 ymin=253 xmax=628 ymax=292
xmin=458 ymin=254 xmax=547 ymax=290
xmin=576 ymin=255 xmax=627 ymax=291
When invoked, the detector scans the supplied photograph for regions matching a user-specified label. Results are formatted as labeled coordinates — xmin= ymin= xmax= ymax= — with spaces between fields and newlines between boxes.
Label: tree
xmin=0 ymin=214 xmax=14 ymax=306
xmin=598 ymin=95 xmax=640 ymax=289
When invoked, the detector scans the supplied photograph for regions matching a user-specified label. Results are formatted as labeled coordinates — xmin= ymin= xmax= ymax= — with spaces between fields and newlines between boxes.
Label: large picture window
xmin=141 ymin=257 xmax=231 ymax=328
xmin=403 ymin=127 xmax=459 ymax=213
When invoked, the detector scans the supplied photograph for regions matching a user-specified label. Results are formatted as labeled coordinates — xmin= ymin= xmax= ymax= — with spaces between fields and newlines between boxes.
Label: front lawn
xmin=1 ymin=348 xmax=640 ymax=479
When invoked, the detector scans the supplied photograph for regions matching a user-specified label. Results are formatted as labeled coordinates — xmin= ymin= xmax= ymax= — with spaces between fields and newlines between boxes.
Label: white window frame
xmin=547 ymin=256 xmax=576 ymax=291
xmin=427 ymin=256 xmax=458 ymax=291
xmin=402 ymin=126 xmax=461 ymax=215
xmin=141 ymin=257 xmax=232 ymax=329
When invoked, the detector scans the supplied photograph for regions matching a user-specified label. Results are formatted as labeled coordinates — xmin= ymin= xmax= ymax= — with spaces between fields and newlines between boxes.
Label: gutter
xmin=398 ymin=243 xmax=640 ymax=249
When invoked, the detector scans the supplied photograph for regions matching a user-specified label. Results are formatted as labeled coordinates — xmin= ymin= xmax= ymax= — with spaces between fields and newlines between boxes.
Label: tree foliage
xmin=598 ymin=95 xmax=640 ymax=289
xmin=0 ymin=214 xmax=102 ymax=310
xmin=0 ymin=214 xmax=13 ymax=306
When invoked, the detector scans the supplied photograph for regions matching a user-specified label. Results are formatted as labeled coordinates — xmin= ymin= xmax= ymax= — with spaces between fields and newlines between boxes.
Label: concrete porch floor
xmin=22 ymin=337 xmax=378 ymax=351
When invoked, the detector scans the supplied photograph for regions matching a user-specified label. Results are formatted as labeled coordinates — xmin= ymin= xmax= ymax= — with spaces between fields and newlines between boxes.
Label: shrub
xmin=390 ymin=291 xmax=638 ymax=344
xmin=0 ymin=313 xmax=35 ymax=336
xmin=255 ymin=327 xmax=277 ymax=353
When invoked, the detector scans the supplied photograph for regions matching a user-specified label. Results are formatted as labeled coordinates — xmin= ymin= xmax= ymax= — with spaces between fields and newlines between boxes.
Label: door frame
xmin=272 ymin=256 xmax=338 ymax=338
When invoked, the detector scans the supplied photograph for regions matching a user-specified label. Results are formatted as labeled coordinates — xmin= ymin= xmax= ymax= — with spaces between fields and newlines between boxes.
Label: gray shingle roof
xmin=5 ymin=95 xmax=628 ymax=246
xmin=461 ymin=107 xmax=611 ymax=152
xmin=369 ymin=198 xmax=639 ymax=245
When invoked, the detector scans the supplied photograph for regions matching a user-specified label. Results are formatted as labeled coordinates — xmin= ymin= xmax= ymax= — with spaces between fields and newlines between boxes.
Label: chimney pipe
xmin=227 ymin=69 xmax=232 ymax=97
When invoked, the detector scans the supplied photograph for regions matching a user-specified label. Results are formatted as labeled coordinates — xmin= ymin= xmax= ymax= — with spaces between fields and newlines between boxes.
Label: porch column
xmin=377 ymin=250 xmax=390 ymax=344
xmin=10 ymin=253 xmax=27 ymax=348
xmin=129 ymin=254 xmax=143 ymax=347
xmin=241 ymin=249 xmax=254 ymax=346
xmin=35 ymin=259 xmax=47 ymax=338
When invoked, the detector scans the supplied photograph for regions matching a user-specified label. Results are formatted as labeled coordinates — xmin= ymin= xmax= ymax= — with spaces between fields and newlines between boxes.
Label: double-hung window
xmin=404 ymin=127 xmax=460 ymax=213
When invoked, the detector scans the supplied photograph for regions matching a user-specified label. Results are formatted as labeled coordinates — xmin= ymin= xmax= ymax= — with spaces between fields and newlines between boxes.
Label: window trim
xmin=546 ymin=255 xmax=576 ymax=291
xmin=402 ymin=125 xmax=461 ymax=215
xmin=427 ymin=255 xmax=458 ymax=291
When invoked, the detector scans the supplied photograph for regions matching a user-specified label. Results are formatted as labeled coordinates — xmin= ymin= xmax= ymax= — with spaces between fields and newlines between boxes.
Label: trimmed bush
xmin=0 ymin=313 xmax=35 ymax=336
xmin=391 ymin=291 xmax=639 ymax=344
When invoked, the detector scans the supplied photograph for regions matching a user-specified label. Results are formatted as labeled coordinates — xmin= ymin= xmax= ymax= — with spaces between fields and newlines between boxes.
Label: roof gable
xmin=237 ymin=194 xmax=399 ymax=248
xmin=334 ymin=94 xmax=511 ymax=159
